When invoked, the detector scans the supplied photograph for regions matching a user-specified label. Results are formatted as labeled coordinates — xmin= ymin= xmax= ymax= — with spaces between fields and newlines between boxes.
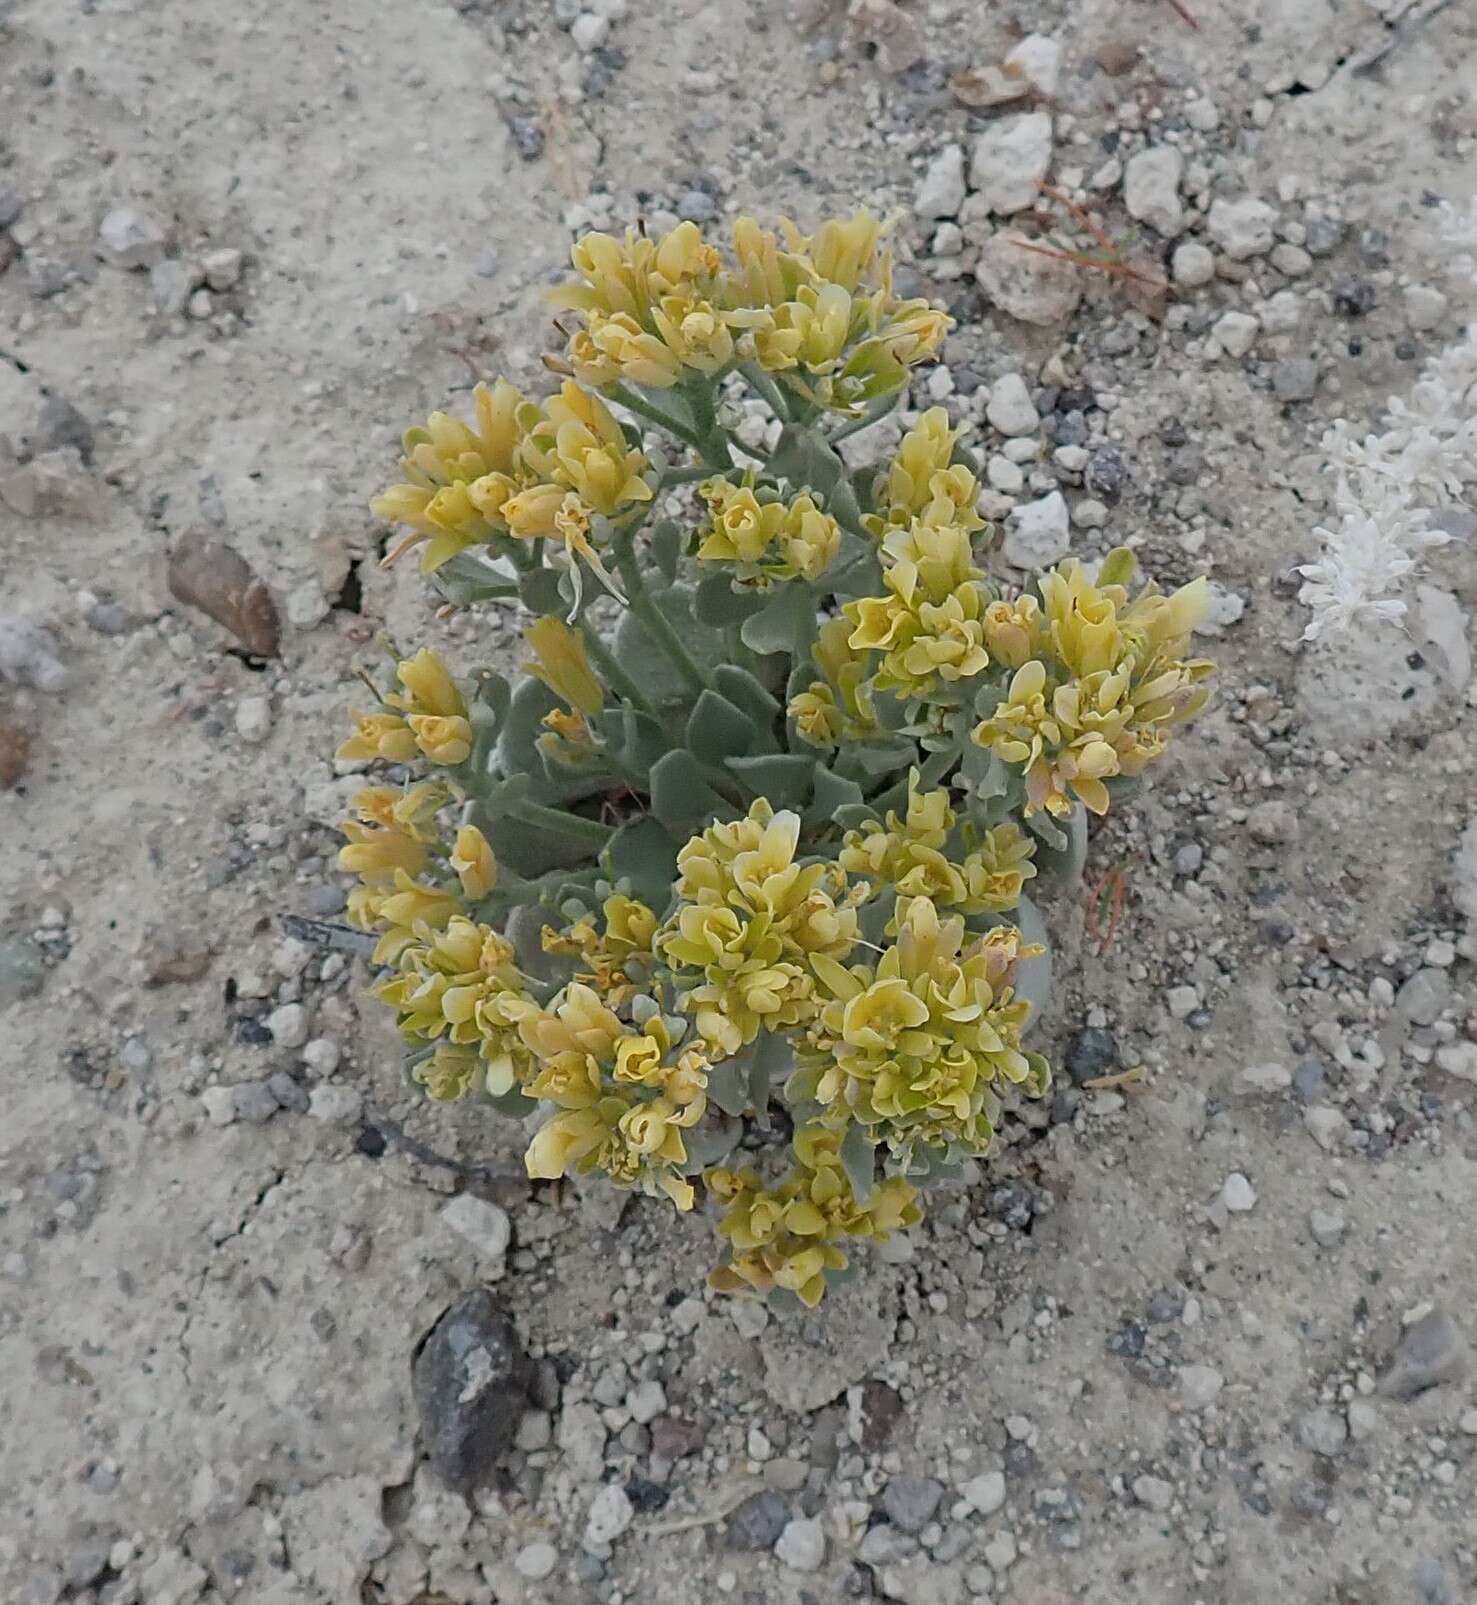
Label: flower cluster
xmin=328 ymin=211 xmax=1215 ymax=1309
xmin=371 ymin=378 xmax=652 ymax=580
xmin=708 ymin=1124 xmax=921 ymax=1307
xmin=839 ymin=770 xmax=1037 ymax=917
xmin=658 ymin=802 xmax=863 ymax=1057
xmin=695 ymin=477 xmax=842 ymax=586
xmin=971 ymin=558 xmax=1212 ymax=818
xmin=791 ymin=896 xmax=1047 ymax=1167
xmin=551 ymin=213 xmax=948 ymax=413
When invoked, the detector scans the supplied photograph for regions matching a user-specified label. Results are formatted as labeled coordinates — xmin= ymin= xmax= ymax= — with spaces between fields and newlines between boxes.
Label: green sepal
xmin=804 ymin=765 xmax=864 ymax=829
xmin=740 ymin=582 xmax=814 ymax=655
xmin=649 ymin=749 xmax=732 ymax=837
xmin=769 ymin=424 xmax=845 ymax=497
xmin=601 ymin=816 xmax=680 ymax=908
xmin=474 ymin=668 xmax=512 ymax=726
xmin=648 ymin=519 xmax=684 ymax=588
xmin=832 ymin=801 xmax=880 ymax=833
xmin=432 ymin=548 xmax=516 ymax=605
xmin=713 ymin=664 xmax=783 ymax=730
xmin=725 ymin=753 xmax=816 ymax=808
xmin=517 ymin=565 xmax=565 ymax=615
xmin=1032 ymin=803 xmax=1088 ymax=888
xmin=694 ymin=572 xmax=765 ymax=627
xmin=1026 ymin=809 xmax=1068 ymax=853
xmin=840 ymin=1121 xmax=876 ymax=1206
xmin=686 ymin=689 xmax=758 ymax=764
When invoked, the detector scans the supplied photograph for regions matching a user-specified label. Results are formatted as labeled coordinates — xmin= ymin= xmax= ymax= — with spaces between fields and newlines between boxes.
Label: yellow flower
xmin=526 ymin=1106 xmax=611 ymax=1180
xmin=805 ymin=210 xmax=884 ymax=291
xmin=389 ymin=648 xmax=466 ymax=720
xmin=407 ymin=714 xmax=473 ymax=766
xmin=450 ymin=825 xmax=498 ymax=900
xmin=789 ymin=683 xmax=843 ymax=748
xmin=548 ymin=229 xmax=656 ymax=321
xmin=572 ymin=311 xmax=682 ymax=390
xmin=376 ymin=870 xmax=464 ymax=934
xmin=337 ymin=711 xmax=418 ymax=765
xmin=981 ymin=595 xmax=1045 ymax=668
xmin=413 ymin=1044 xmax=486 ymax=1103
xmin=371 ymin=380 xmax=533 ymax=571
xmin=337 ymin=820 xmax=428 ymax=884
xmin=779 ymin=494 xmax=840 ymax=581
xmin=523 ymin=616 xmax=604 ymax=716
xmin=696 ymin=481 xmax=840 ymax=586
xmin=502 ymin=481 xmax=570 ymax=540
xmin=651 ymin=293 xmax=735 ymax=374
xmin=876 ymin=301 xmax=950 ymax=366
xmin=697 ymin=485 xmax=784 ymax=565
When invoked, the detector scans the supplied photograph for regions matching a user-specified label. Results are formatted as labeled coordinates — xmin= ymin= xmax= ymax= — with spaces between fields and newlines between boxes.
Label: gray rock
xmin=1295 ymin=1406 xmax=1347 ymax=1457
xmin=883 ymin=1475 xmax=945 ymax=1533
xmin=970 ymin=113 xmax=1053 ymax=214
xmin=99 ymin=205 xmax=168 ymax=269
xmin=677 ymin=189 xmax=716 ymax=224
xmin=231 ymin=1081 xmax=281 ymax=1124
xmin=1123 ymin=146 xmax=1185 ymax=237
xmin=201 ymin=247 xmax=244 ymax=291
xmin=1180 ymin=1365 xmax=1223 ymax=1409
xmin=974 ymin=230 xmax=1082 ymax=326
xmin=150 ymin=258 xmax=201 ymax=314
xmin=584 ymin=1482 xmax=633 ymax=1545
xmin=1308 ymin=1208 xmax=1346 ymax=1248
xmin=1004 ymin=491 xmax=1070 ymax=569
xmin=557 ymin=1400 xmax=608 ymax=1481
xmin=1379 ymin=1308 xmax=1468 ymax=1400
xmin=1272 ymin=359 xmax=1318 ymax=402
xmin=0 ymin=935 xmax=47 ymax=1007
xmin=0 ymin=186 xmax=21 ymax=228
xmin=38 ymin=393 xmax=94 ymax=463
xmin=266 ymin=1002 xmax=310 ymax=1048
xmin=515 ymin=1541 xmax=558 ymax=1581
xmin=774 ymin=1517 xmax=825 ymax=1572
xmin=440 ymin=1195 xmax=511 ymax=1262
xmin=0 ymin=613 xmax=68 ymax=691
xmin=1414 ymin=1558 xmax=1456 ymax=1605
xmin=1303 ymin=217 xmax=1344 ymax=257
xmin=267 ymin=1071 xmax=309 ymax=1113
xmin=960 ymin=1469 xmax=1006 ymax=1516
xmin=411 ymin=1289 xmax=534 ymax=1491
xmin=1453 ymin=814 xmax=1477 ymax=923
xmin=1221 ymin=1172 xmax=1257 ymax=1212
xmin=859 ymin=1523 xmax=919 ymax=1565
xmin=307 ymin=1083 xmax=362 ymax=1124
xmin=916 ymin=144 xmax=967 ymax=220
xmin=986 ymin=372 xmax=1039 ymax=437
xmin=1206 ymin=196 xmax=1277 ymax=259
xmin=1132 ymin=1473 xmax=1173 ymax=1511
xmin=725 ymin=1490 xmax=790 ymax=1550
xmin=1396 ymin=968 xmax=1451 ymax=1026
xmin=1172 ymin=240 xmax=1216 ymax=290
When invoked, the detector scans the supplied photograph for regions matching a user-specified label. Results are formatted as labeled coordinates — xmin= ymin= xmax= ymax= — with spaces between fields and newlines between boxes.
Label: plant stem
xmin=577 ymin=615 xmax=658 ymax=716
xmin=505 ymin=798 xmax=612 ymax=849
xmin=828 ymin=394 xmax=900 ymax=444
xmin=613 ymin=541 xmax=712 ymax=696
xmin=869 ymin=744 xmax=957 ymax=814
xmin=607 ymin=382 xmax=706 ymax=451
xmin=738 ymin=362 xmax=791 ymax=421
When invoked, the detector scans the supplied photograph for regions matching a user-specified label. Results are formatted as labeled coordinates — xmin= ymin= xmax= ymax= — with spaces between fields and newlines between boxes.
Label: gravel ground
xmin=2 ymin=1 xmax=1476 ymax=1602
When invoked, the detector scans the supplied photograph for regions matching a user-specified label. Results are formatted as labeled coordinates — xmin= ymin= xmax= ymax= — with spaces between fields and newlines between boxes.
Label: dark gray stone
xmin=1380 ymin=1308 xmax=1468 ymax=1400
xmin=1302 ymin=217 xmax=1344 ymax=257
xmin=881 ymin=1475 xmax=944 ymax=1534
xmin=724 ymin=1490 xmax=790 ymax=1550
xmin=412 ymin=1289 xmax=534 ymax=1492
xmin=1084 ymin=445 xmax=1128 ymax=501
xmin=1272 ymin=359 xmax=1318 ymax=403
xmin=1414 ymin=1558 xmax=1455 ymax=1605
xmin=38 ymin=392 xmax=95 ymax=464
xmin=231 ymin=1081 xmax=280 ymax=1124
xmin=1064 ymin=1026 xmax=1119 ymax=1085
xmin=0 ymin=187 xmax=21 ymax=229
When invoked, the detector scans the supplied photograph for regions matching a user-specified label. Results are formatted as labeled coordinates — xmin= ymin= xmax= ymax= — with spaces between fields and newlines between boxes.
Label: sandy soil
xmin=2 ymin=0 xmax=1476 ymax=1602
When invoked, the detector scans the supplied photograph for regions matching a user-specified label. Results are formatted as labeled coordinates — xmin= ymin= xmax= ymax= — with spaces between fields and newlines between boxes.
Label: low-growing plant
xmin=333 ymin=211 xmax=1213 ymax=1309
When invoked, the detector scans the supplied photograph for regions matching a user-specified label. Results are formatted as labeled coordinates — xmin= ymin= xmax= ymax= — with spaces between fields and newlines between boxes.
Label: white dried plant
xmin=1297 ymin=200 xmax=1477 ymax=640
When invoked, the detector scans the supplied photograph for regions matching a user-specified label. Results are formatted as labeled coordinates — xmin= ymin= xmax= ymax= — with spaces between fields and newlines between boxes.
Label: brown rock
xmin=167 ymin=537 xmax=279 ymax=657
xmin=0 ymin=716 xmax=30 ymax=788
xmin=140 ymin=925 xmax=213 ymax=986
